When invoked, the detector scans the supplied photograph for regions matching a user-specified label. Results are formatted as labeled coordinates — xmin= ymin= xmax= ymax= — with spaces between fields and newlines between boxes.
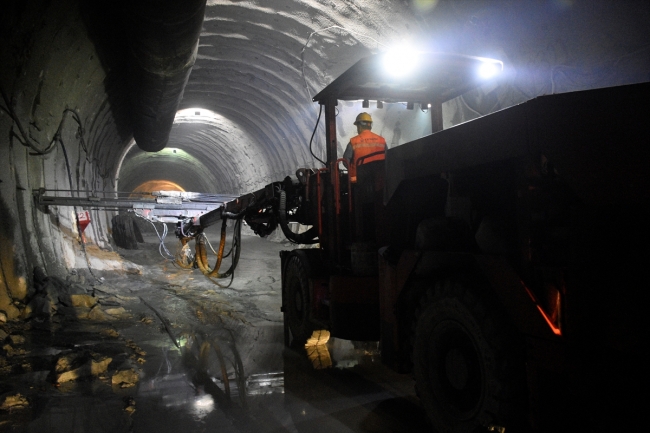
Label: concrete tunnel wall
xmin=1 ymin=0 xmax=649 ymax=321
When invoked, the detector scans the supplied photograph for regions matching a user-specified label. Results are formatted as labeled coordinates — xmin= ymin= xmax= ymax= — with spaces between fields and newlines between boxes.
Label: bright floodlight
xmin=478 ymin=61 xmax=500 ymax=79
xmin=384 ymin=46 xmax=420 ymax=78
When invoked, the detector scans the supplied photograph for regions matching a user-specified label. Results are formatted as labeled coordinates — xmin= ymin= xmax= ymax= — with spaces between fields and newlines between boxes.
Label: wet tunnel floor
xmin=0 ymin=232 xmax=430 ymax=432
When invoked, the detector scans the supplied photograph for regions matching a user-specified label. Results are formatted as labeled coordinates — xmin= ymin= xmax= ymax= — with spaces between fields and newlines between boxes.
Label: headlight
xmin=383 ymin=46 xmax=420 ymax=78
xmin=478 ymin=61 xmax=501 ymax=79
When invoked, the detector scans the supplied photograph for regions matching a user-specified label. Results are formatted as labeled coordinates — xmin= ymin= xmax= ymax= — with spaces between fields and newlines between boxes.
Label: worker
xmin=343 ymin=112 xmax=386 ymax=182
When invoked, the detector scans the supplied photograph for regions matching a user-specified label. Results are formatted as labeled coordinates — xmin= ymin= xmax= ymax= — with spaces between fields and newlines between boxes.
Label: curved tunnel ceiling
xmin=117 ymin=0 xmax=650 ymax=196
xmin=119 ymin=108 xmax=273 ymax=193
xmin=120 ymin=0 xmax=424 ymax=194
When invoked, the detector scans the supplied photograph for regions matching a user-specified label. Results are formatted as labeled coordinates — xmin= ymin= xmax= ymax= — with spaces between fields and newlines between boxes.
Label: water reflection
xmin=137 ymin=372 xmax=197 ymax=410
xmin=305 ymin=330 xmax=381 ymax=371
xmin=246 ymin=372 xmax=284 ymax=395
xmin=283 ymin=337 xmax=429 ymax=433
xmin=191 ymin=393 xmax=215 ymax=419
xmin=15 ymin=325 xmax=427 ymax=433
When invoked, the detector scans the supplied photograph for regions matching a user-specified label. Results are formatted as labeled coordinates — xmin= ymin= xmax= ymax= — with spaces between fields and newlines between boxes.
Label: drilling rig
xmin=176 ymin=52 xmax=649 ymax=432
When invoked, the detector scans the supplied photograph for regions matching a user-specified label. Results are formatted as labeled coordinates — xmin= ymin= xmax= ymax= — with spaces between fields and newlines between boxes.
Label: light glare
xmin=478 ymin=62 xmax=499 ymax=79
xmin=384 ymin=46 xmax=419 ymax=78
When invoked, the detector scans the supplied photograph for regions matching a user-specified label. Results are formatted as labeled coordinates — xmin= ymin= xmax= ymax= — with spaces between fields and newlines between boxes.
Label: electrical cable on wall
xmin=2 ymin=84 xmax=111 ymax=199
xmin=59 ymin=141 xmax=102 ymax=283
xmin=0 ymin=86 xmax=84 ymax=156
xmin=1 ymin=84 xmax=106 ymax=282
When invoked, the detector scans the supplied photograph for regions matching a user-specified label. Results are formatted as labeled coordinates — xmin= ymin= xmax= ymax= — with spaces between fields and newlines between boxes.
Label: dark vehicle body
xmin=231 ymin=53 xmax=649 ymax=431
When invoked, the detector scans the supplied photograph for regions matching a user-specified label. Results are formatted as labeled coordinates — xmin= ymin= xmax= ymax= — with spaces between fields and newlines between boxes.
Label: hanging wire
xmin=0 ymin=84 xmax=111 ymax=282
xmin=59 ymin=141 xmax=102 ymax=283
xmin=0 ymin=85 xmax=85 ymax=156
xmin=134 ymin=213 xmax=176 ymax=261
xmin=298 ymin=26 xmax=386 ymax=167
xmin=300 ymin=25 xmax=386 ymax=102
xmin=299 ymin=25 xmax=383 ymax=167
xmin=309 ymin=103 xmax=326 ymax=166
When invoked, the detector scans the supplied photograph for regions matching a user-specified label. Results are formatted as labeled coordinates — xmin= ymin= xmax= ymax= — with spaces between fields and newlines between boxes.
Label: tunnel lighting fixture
xmin=156 ymin=147 xmax=185 ymax=157
xmin=427 ymin=103 xmax=432 ymax=108
xmin=478 ymin=60 xmax=501 ymax=79
xmin=362 ymin=99 xmax=369 ymax=108
xmin=383 ymin=45 xmax=420 ymax=78
xmin=174 ymin=108 xmax=219 ymax=124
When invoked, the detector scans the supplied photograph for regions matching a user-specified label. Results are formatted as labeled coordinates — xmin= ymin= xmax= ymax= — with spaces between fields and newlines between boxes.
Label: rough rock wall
xmin=0 ymin=0 xmax=130 ymax=319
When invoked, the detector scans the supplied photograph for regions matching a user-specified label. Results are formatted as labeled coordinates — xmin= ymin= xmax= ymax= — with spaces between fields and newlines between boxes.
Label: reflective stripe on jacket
xmin=349 ymin=130 xmax=386 ymax=182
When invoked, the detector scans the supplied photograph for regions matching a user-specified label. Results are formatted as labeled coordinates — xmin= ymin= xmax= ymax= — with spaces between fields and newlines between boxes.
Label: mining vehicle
xmin=181 ymin=52 xmax=649 ymax=432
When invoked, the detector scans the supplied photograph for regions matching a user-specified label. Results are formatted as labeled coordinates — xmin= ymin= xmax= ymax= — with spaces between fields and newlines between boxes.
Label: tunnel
xmin=1 ymin=0 xmax=649 ymax=431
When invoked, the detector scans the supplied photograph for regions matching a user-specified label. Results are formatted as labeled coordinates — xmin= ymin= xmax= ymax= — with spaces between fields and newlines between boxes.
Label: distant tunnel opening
xmin=130 ymin=180 xmax=186 ymax=196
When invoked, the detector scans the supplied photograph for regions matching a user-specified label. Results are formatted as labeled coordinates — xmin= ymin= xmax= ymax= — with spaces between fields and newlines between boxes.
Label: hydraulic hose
xmin=278 ymin=190 xmax=318 ymax=244
xmin=207 ymin=219 xmax=228 ymax=278
xmin=196 ymin=218 xmax=227 ymax=277
xmin=194 ymin=218 xmax=242 ymax=286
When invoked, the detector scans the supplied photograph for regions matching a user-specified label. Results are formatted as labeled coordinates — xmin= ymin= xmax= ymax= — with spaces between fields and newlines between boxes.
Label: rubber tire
xmin=284 ymin=255 xmax=315 ymax=345
xmin=111 ymin=214 xmax=140 ymax=249
xmin=412 ymin=279 xmax=526 ymax=433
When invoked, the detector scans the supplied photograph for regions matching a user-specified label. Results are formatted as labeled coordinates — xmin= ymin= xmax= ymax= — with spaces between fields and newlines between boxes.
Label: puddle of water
xmin=2 ymin=233 xmax=428 ymax=432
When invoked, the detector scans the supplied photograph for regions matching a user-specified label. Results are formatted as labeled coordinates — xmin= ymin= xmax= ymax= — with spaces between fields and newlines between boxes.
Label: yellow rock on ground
xmin=55 ymin=354 xmax=75 ymax=373
xmin=91 ymin=357 xmax=112 ymax=375
xmin=104 ymin=307 xmax=128 ymax=317
xmin=9 ymin=335 xmax=25 ymax=345
xmin=70 ymin=294 xmax=98 ymax=308
xmin=88 ymin=306 xmax=113 ymax=321
xmin=112 ymin=369 xmax=139 ymax=388
xmin=0 ymin=393 xmax=28 ymax=410
xmin=55 ymin=357 xmax=112 ymax=383
xmin=0 ymin=291 xmax=20 ymax=320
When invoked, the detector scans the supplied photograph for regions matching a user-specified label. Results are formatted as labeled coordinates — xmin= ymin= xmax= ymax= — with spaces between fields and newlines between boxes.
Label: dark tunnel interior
xmin=1 ymin=1 xmax=649 ymax=432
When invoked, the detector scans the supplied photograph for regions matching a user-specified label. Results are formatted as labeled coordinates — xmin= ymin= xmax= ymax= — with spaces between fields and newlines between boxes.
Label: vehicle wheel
xmin=412 ymin=278 xmax=526 ymax=433
xmin=111 ymin=214 xmax=141 ymax=249
xmin=284 ymin=255 xmax=314 ymax=345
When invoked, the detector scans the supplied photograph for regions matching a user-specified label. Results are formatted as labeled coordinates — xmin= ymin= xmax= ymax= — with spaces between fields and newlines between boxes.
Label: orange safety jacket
xmin=348 ymin=130 xmax=386 ymax=182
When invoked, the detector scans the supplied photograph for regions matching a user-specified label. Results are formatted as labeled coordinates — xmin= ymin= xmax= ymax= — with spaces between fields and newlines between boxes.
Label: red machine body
xmin=238 ymin=53 xmax=648 ymax=432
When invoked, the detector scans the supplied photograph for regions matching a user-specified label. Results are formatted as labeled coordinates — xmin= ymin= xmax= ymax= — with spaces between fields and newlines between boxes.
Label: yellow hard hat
xmin=354 ymin=112 xmax=373 ymax=125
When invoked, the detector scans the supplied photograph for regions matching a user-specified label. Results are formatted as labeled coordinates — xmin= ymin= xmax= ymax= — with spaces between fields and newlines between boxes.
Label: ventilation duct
xmin=127 ymin=0 xmax=207 ymax=152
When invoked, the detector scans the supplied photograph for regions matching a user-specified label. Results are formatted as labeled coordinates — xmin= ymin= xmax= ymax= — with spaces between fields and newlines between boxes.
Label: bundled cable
xmin=134 ymin=213 xmax=177 ymax=261
xmin=194 ymin=217 xmax=242 ymax=288
xmin=278 ymin=190 xmax=318 ymax=244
